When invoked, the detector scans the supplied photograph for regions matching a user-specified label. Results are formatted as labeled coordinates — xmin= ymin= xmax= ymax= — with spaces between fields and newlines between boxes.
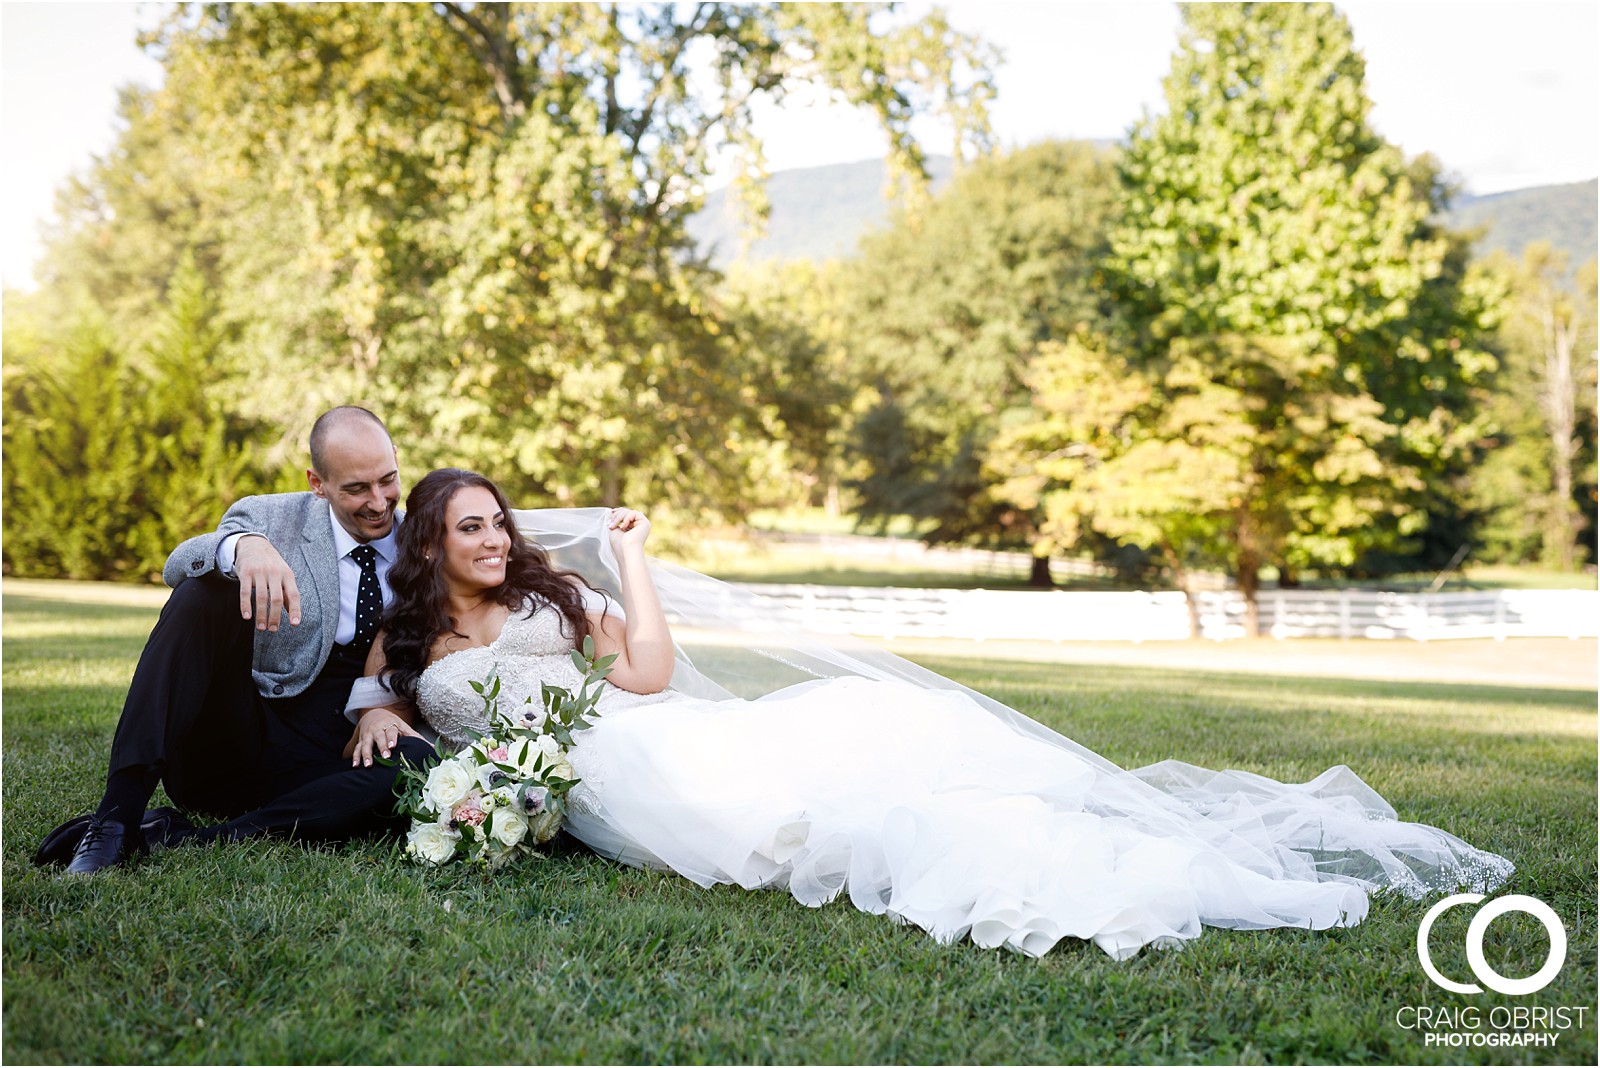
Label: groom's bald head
xmin=307 ymin=406 xmax=401 ymax=542
xmin=309 ymin=406 xmax=390 ymax=478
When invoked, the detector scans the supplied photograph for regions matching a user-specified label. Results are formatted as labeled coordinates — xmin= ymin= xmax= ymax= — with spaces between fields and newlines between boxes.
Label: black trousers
xmin=105 ymin=574 xmax=431 ymax=842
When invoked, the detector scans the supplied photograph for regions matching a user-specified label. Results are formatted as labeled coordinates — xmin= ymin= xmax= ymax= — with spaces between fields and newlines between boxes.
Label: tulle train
xmin=561 ymin=677 xmax=1507 ymax=959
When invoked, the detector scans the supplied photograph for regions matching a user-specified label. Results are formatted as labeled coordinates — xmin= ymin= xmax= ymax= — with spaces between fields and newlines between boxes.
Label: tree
xmin=2 ymin=260 xmax=279 ymax=581
xmin=716 ymin=259 xmax=861 ymax=513
xmin=127 ymin=254 xmax=288 ymax=561
xmin=3 ymin=303 xmax=161 ymax=579
xmin=93 ymin=1 xmax=998 ymax=520
xmin=836 ymin=140 xmax=1119 ymax=583
xmin=33 ymin=86 xmax=219 ymax=344
xmin=1472 ymin=246 xmax=1598 ymax=568
xmin=992 ymin=3 xmax=1497 ymax=630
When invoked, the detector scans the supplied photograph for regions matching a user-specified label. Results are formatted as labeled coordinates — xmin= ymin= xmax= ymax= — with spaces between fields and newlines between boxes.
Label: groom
xmin=42 ymin=405 xmax=433 ymax=874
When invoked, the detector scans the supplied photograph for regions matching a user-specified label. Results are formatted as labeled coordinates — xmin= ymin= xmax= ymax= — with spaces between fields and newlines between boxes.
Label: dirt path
xmin=880 ymin=635 xmax=1598 ymax=691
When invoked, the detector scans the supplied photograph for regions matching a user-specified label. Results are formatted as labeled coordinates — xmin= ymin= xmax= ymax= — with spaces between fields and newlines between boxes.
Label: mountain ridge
xmin=687 ymin=153 xmax=1597 ymax=272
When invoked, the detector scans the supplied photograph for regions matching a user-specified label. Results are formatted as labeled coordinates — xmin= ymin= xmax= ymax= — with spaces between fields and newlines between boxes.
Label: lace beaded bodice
xmin=415 ymin=597 xmax=672 ymax=747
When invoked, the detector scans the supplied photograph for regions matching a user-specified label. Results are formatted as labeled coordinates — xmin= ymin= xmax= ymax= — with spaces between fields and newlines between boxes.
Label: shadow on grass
xmin=2 ymin=592 xmax=168 ymax=625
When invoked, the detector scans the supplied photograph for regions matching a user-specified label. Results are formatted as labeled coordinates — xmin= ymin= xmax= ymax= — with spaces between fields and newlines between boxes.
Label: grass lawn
xmin=1452 ymin=565 xmax=1599 ymax=592
xmin=3 ymin=581 xmax=1595 ymax=1065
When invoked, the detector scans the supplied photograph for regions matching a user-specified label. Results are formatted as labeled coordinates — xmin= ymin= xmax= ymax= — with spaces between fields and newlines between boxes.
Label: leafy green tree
xmin=1472 ymin=246 xmax=1598 ymax=567
xmin=100 ymin=1 xmax=996 ymax=521
xmin=3 ymin=303 xmax=156 ymax=579
xmin=992 ymin=3 xmax=1497 ymax=630
xmin=33 ymin=86 xmax=217 ymax=342
xmin=127 ymin=254 xmax=288 ymax=559
xmin=836 ymin=140 xmax=1119 ymax=582
xmin=2 ymin=259 xmax=278 ymax=581
xmin=716 ymin=259 xmax=861 ymax=512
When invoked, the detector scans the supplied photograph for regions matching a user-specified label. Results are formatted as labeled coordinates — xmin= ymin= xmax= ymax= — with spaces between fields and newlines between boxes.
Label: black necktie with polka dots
xmin=349 ymin=544 xmax=382 ymax=651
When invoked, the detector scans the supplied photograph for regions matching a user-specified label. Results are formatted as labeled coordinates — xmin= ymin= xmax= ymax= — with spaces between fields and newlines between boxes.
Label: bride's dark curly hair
xmin=381 ymin=468 xmax=598 ymax=704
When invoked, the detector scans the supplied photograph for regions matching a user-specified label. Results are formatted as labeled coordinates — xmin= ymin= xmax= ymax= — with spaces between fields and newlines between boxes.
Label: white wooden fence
xmin=738 ymin=584 xmax=1598 ymax=642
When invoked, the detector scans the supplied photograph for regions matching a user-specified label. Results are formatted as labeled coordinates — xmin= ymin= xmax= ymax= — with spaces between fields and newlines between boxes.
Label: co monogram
xmin=1417 ymin=894 xmax=1567 ymax=996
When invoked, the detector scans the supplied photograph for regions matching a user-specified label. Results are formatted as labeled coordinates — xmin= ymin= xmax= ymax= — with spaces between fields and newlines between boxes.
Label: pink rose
xmin=488 ymin=746 xmax=510 ymax=763
xmin=453 ymin=796 xmax=487 ymax=826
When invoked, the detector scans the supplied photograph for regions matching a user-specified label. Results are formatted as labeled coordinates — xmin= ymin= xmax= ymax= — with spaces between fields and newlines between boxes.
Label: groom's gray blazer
xmin=163 ymin=492 xmax=384 ymax=700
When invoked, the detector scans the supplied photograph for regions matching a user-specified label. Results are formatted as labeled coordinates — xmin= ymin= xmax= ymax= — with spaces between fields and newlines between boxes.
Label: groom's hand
xmin=235 ymin=534 xmax=301 ymax=631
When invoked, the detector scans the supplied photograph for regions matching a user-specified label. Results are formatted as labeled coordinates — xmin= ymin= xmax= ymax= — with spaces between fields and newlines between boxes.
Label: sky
xmin=2 ymin=1 xmax=1596 ymax=290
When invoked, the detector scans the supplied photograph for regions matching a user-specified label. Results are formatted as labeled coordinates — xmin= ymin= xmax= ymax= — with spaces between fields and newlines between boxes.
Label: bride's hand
xmin=607 ymin=508 xmax=651 ymax=553
xmin=349 ymin=706 xmax=424 ymax=767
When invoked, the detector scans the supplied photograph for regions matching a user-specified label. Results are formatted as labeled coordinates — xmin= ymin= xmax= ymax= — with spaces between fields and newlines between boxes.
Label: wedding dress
xmin=386 ymin=509 xmax=1514 ymax=960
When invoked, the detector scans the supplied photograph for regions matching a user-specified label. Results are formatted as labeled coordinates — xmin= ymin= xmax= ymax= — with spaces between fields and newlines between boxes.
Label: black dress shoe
xmin=141 ymin=807 xmax=195 ymax=849
xmin=63 ymin=815 xmax=147 ymax=875
xmin=35 ymin=808 xmax=193 ymax=867
xmin=33 ymin=814 xmax=92 ymax=867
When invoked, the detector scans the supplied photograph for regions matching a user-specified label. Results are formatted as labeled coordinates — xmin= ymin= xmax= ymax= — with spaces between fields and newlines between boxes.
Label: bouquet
xmin=393 ymin=637 xmax=615 ymax=867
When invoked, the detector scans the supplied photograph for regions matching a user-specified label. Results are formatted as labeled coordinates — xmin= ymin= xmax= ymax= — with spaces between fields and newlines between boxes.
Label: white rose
xmin=407 ymin=820 xmax=460 ymax=865
xmin=489 ymin=806 xmax=528 ymax=849
xmin=423 ymin=759 xmax=474 ymax=813
xmin=536 ymin=735 xmax=564 ymax=763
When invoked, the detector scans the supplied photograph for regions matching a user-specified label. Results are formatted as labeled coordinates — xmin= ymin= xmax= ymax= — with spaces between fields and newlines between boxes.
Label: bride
xmin=347 ymin=468 xmax=1512 ymax=960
